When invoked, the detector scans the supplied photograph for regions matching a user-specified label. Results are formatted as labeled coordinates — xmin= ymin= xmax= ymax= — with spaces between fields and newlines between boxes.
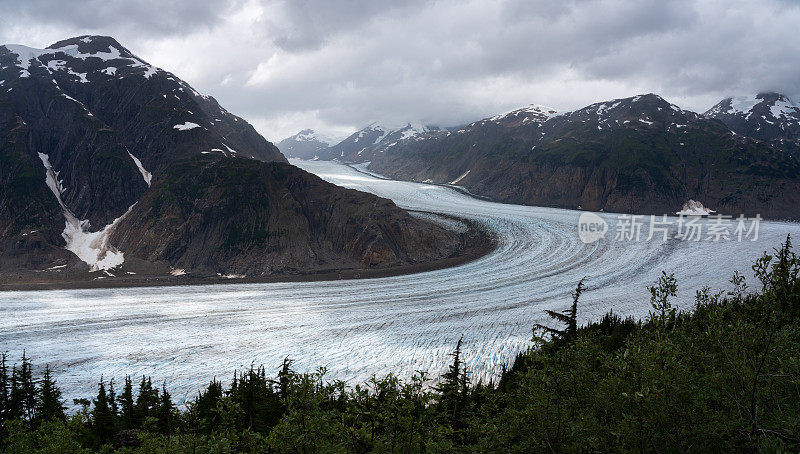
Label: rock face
xmin=705 ymin=92 xmax=800 ymax=156
xmin=0 ymin=36 xmax=469 ymax=281
xmin=277 ymin=129 xmax=334 ymax=160
xmin=358 ymin=94 xmax=800 ymax=219
xmin=676 ymin=200 xmax=714 ymax=216
xmin=110 ymin=157 xmax=466 ymax=276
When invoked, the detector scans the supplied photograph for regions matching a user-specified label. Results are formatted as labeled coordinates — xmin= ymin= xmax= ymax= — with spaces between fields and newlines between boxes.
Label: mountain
xmin=0 ymin=36 xmax=475 ymax=285
xmin=476 ymin=104 xmax=559 ymax=128
xmin=276 ymin=129 xmax=335 ymax=159
xmin=322 ymin=122 xmax=440 ymax=162
xmin=705 ymin=92 xmax=800 ymax=156
xmin=363 ymin=94 xmax=800 ymax=219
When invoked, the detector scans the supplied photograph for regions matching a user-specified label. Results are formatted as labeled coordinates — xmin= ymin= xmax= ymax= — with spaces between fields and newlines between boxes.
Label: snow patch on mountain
xmin=489 ymin=104 xmax=558 ymax=123
xmin=174 ymin=122 xmax=201 ymax=131
xmin=287 ymin=129 xmax=339 ymax=146
xmin=371 ymin=124 xmax=392 ymax=144
xmin=450 ymin=170 xmax=471 ymax=185
xmin=222 ymin=143 xmax=238 ymax=155
xmin=127 ymin=152 xmax=152 ymax=186
xmin=729 ymin=95 xmax=761 ymax=115
xmin=2 ymin=44 xmax=47 ymax=69
xmin=595 ymin=101 xmax=620 ymax=116
xmin=38 ymin=152 xmax=130 ymax=271
xmin=396 ymin=122 xmax=432 ymax=140
xmin=770 ymin=97 xmax=799 ymax=119
xmin=2 ymin=39 xmax=160 ymax=80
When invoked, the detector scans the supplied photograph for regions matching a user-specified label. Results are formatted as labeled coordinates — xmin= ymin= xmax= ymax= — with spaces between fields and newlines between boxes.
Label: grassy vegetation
xmin=2 ymin=238 xmax=800 ymax=452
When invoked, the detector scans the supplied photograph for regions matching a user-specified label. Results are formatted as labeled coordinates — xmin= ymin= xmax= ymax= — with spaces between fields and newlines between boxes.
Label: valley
xmin=2 ymin=160 xmax=798 ymax=405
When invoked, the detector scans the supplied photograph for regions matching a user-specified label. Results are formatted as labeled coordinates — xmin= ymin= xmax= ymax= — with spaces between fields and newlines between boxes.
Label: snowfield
xmin=2 ymin=160 xmax=800 ymax=406
xmin=37 ymin=152 xmax=129 ymax=271
xmin=173 ymin=122 xmax=201 ymax=131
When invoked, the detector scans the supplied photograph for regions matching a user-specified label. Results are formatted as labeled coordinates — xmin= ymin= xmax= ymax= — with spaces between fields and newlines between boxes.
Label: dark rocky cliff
xmin=0 ymin=36 xmax=471 ymax=282
xmin=364 ymin=94 xmax=800 ymax=219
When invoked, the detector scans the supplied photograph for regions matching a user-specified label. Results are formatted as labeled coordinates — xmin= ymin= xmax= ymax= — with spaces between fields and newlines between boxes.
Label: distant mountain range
xmin=279 ymin=122 xmax=441 ymax=162
xmin=289 ymin=93 xmax=800 ymax=219
xmin=276 ymin=129 xmax=337 ymax=160
xmin=0 ymin=36 xmax=474 ymax=285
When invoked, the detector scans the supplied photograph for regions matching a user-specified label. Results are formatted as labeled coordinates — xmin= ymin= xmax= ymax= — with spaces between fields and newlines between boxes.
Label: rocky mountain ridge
xmin=351 ymin=94 xmax=800 ymax=219
xmin=0 ymin=36 xmax=477 ymax=285
xmin=276 ymin=129 xmax=337 ymax=160
xmin=282 ymin=122 xmax=441 ymax=162
xmin=705 ymin=92 xmax=800 ymax=156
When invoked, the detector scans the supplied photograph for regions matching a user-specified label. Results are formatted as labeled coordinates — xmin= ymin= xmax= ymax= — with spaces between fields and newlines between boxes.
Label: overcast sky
xmin=2 ymin=0 xmax=799 ymax=142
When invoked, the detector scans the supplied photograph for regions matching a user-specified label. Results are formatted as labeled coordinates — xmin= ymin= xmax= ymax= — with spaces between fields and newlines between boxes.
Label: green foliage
xmin=35 ymin=365 xmax=65 ymax=424
xmin=535 ymin=277 xmax=586 ymax=344
xmin=3 ymin=239 xmax=800 ymax=452
xmin=648 ymin=270 xmax=678 ymax=322
xmin=91 ymin=378 xmax=115 ymax=446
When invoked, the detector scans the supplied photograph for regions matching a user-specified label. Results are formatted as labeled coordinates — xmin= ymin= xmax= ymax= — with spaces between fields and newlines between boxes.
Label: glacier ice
xmin=4 ymin=159 xmax=800 ymax=407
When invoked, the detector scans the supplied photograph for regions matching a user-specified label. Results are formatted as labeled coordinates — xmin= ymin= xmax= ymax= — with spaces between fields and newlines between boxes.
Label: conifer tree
xmin=92 ymin=378 xmax=115 ymax=444
xmin=118 ymin=376 xmax=135 ymax=430
xmin=158 ymin=383 xmax=174 ymax=436
xmin=535 ymin=278 xmax=586 ymax=343
xmin=0 ymin=352 xmax=8 ymax=422
xmin=195 ymin=379 xmax=223 ymax=432
xmin=19 ymin=352 xmax=37 ymax=422
xmin=435 ymin=336 xmax=469 ymax=436
xmin=8 ymin=365 xmax=19 ymax=421
xmin=35 ymin=365 xmax=65 ymax=423
xmin=135 ymin=376 xmax=158 ymax=425
xmin=275 ymin=357 xmax=294 ymax=402
xmin=8 ymin=358 xmax=33 ymax=422
xmin=108 ymin=379 xmax=118 ymax=425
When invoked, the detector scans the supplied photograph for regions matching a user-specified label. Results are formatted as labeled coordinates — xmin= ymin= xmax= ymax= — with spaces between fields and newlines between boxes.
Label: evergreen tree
xmin=535 ymin=278 xmax=586 ymax=343
xmin=158 ymin=383 xmax=174 ymax=436
xmin=92 ymin=378 xmax=115 ymax=444
xmin=134 ymin=376 xmax=158 ymax=426
xmin=117 ymin=376 xmax=135 ymax=430
xmin=8 ymin=365 xmax=24 ymax=421
xmin=107 ymin=379 xmax=118 ymax=425
xmin=0 ymin=352 xmax=8 ymax=422
xmin=195 ymin=379 xmax=223 ymax=432
xmin=435 ymin=336 xmax=470 ymax=439
xmin=275 ymin=357 xmax=294 ymax=402
xmin=231 ymin=365 xmax=282 ymax=434
xmin=18 ymin=352 xmax=37 ymax=422
xmin=35 ymin=365 xmax=64 ymax=423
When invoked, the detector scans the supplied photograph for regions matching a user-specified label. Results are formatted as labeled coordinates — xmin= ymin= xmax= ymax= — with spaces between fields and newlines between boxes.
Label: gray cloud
xmin=1 ymin=0 xmax=799 ymax=141
xmin=266 ymin=0 xmax=428 ymax=51
xmin=0 ymin=0 xmax=231 ymax=37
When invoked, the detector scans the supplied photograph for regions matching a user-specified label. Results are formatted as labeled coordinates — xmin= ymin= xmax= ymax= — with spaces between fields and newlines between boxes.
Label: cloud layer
xmin=2 ymin=0 xmax=798 ymax=141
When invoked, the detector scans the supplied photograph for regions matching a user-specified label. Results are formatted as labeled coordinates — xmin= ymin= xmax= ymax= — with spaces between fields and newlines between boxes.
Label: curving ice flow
xmin=2 ymin=159 xmax=800 ymax=406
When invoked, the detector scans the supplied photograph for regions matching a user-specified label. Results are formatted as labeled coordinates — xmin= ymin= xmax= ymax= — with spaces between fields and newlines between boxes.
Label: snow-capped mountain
xmin=363 ymin=93 xmax=800 ymax=219
xmin=322 ymin=122 xmax=440 ymax=162
xmin=481 ymin=104 xmax=558 ymax=128
xmin=705 ymin=92 xmax=800 ymax=155
xmin=0 ymin=36 xmax=467 ymax=284
xmin=277 ymin=129 xmax=336 ymax=159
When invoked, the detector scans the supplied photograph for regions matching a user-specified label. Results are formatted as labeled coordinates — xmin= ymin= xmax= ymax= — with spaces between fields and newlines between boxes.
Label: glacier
xmin=3 ymin=159 xmax=800 ymax=406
